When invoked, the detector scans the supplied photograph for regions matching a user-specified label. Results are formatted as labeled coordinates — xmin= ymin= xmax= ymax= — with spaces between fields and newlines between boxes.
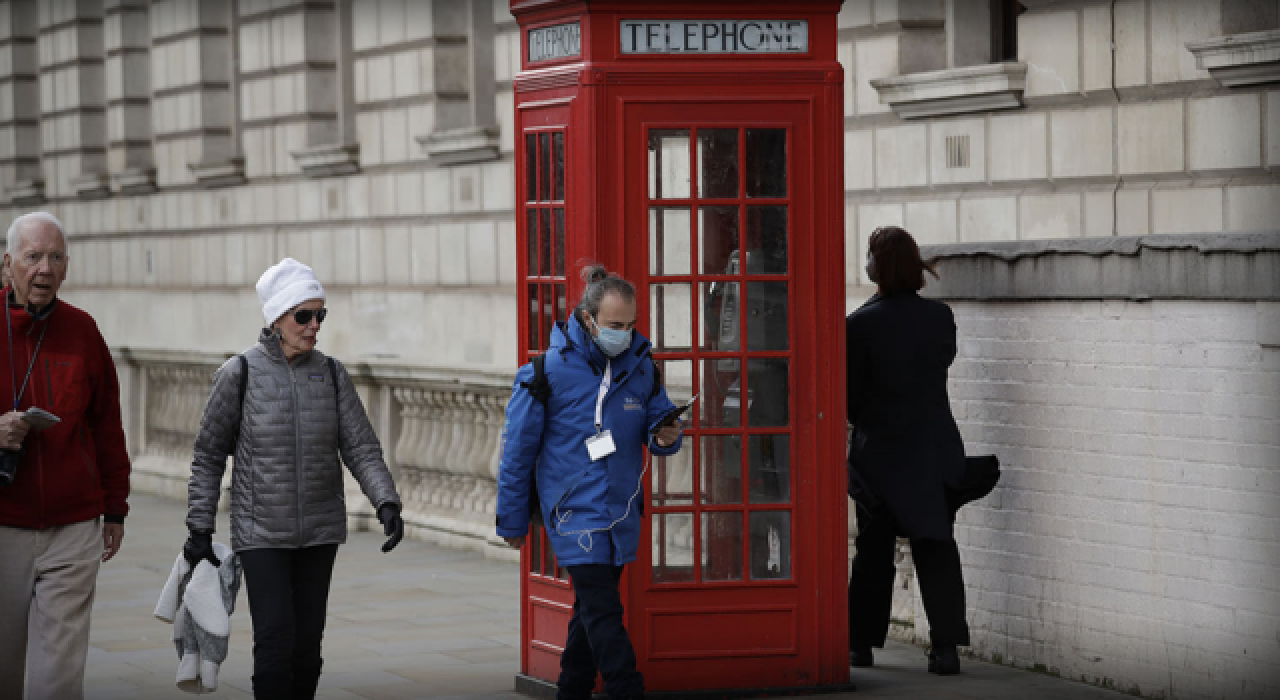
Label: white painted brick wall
xmin=938 ymin=299 xmax=1280 ymax=699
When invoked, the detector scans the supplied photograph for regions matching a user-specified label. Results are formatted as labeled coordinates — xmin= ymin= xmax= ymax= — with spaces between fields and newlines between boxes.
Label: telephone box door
xmin=623 ymin=97 xmax=846 ymax=689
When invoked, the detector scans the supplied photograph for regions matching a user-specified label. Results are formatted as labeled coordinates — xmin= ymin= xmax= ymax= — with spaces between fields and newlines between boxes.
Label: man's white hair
xmin=6 ymin=212 xmax=67 ymax=254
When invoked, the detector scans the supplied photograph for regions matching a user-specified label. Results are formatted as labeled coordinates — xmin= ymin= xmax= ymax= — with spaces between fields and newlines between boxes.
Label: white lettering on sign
xmin=620 ymin=20 xmax=809 ymax=54
xmin=529 ymin=22 xmax=582 ymax=63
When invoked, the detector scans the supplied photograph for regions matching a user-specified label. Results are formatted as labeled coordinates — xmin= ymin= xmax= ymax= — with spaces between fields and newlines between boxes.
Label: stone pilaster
xmin=38 ymin=0 xmax=109 ymax=200
xmin=0 ymin=0 xmax=43 ymax=204
xmin=104 ymin=0 xmax=154 ymax=193
xmin=150 ymin=0 xmax=241 ymax=188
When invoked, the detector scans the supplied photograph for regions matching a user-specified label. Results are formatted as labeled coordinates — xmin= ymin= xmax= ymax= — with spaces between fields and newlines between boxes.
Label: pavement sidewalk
xmin=82 ymin=492 xmax=1128 ymax=699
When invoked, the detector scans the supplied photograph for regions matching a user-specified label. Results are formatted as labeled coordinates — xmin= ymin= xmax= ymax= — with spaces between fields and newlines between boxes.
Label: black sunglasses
xmin=293 ymin=308 xmax=327 ymax=325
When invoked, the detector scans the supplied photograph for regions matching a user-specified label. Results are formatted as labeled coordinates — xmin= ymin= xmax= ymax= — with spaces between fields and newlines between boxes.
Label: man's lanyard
xmin=6 ymin=304 xmax=50 ymax=411
xmin=594 ymin=360 xmax=612 ymax=434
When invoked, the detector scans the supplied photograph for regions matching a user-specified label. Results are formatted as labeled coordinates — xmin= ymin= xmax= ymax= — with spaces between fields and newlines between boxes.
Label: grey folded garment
xmin=154 ymin=542 xmax=242 ymax=694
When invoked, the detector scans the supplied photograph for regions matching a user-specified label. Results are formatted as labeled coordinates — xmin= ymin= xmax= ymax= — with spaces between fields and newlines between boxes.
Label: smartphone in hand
xmin=22 ymin=407 xmax=60 ymax=431
xmin=651 ymin=394 xmax=698 ymax=433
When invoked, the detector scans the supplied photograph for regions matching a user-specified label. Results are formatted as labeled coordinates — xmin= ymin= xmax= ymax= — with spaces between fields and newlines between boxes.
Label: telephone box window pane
xmin=746 ymin=282 xmax=788 ymax=351
xmin=539 ymin=209 xmax=552 ymax=276
xmin=526 ymin=209 xmax=538 ymax=277
xmin=525 ymin=133 xmax=537 ymax=202
xmin=658 ymin=358 xmax=695 ymax=417
xmin=701 ymin=512 xmax=743 ymax=581
xmin=700 ymin=282 xmax=740 ymax=352
xmin=650 ymin=284 xmax=692 ymax=352
xmin=745 ymin=129 xmax=787 ymax=198
xmin=698 ymin=129 xmax=738 ymax=199
xmin=699 ymin=206 xmax=739 ymax=275
xmin=748 ymin=359 xmax=789 ymax=427
xmin=648 ymin=129 xmax=691 ymax=200
xmin=701 ymin=358 xmax=740 ymax=428
xmin=553 ymin=208 xmax=566 ymax=276
xmin=652 ymin=449 xmax=693 ymax=508
xmin=652 ymin=513 xmax=695 ymax=583
xmin=748 ymin=435 xmax=790 ymax=504
xmin=527 ymin=284 xmax=540 ymax=351
xmin=538 ymin=133 xmax=551 ymax=201
xmin=541 ymin=284 xmax=554 ymax=348
xmin=552 ymin=132 xmax=565 ymax=201
xmin=701 ymin=435 xmax=742 ymax=505
xmin=746 ymin=206 xmax=788 ymax=274
xmin=554 ymin=284 xmax=567 ymax=322
xmin=749 ymin=511 xmax=791 ymax=580
xmin=649 ymin=207 xmax=691 ymax=276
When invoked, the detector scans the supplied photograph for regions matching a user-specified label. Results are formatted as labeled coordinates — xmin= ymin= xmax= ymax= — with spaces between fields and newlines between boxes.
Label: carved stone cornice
xmin=419 ymin=126 xmax=502 ymax=166
xmin=71 ymin=171 xmax=111 ymax=199
xmin=1187 ymin=30 xmax=1280 ymax=88
xmin=291 ymin=142 xmax=361 ymax=178
xmin=188 ymin=158 xmax=246 ymax=188
xmin=6 ymin=178 xmax=45 ymax=205
xmin=871 ymin=62 xmax=1027 ymax=120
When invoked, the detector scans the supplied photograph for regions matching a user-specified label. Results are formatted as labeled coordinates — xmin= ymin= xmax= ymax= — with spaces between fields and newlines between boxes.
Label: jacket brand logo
xmin=624 ymin=397 xmax=642 ymax=411
xmin=308 ymin=374 xmax=325 ymax=382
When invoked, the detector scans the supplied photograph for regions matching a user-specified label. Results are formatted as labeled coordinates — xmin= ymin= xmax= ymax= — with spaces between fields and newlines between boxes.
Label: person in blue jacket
xmin=497 ymin=263 xmax=683 ymax=700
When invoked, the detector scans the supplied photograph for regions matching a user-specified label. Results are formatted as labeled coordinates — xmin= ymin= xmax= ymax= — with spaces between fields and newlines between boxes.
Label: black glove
xmin=377 ymin=503 xmax=404 ymax=553
xmin=182 ymin=530 xmax=221 ymax=568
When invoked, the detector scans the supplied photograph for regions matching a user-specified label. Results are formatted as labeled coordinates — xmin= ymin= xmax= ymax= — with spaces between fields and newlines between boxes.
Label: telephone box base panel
xmin=515 ymin=675 xmax=856 ymax=700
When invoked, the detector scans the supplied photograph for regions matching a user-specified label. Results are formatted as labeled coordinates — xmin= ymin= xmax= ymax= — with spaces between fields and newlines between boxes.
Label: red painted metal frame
xmin=511 ymin=0 xmax=847 ymax=691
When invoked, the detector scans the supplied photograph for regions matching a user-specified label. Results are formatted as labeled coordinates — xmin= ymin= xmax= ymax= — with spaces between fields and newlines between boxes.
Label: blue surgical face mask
xmin=591 ymin=316 xmax=632 ymax=358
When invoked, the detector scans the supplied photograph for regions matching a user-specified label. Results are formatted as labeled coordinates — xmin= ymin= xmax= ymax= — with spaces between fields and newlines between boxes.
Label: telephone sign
xmin=529 ymin=21 xmax=581 ymax=62
xmin=620 ymin=19 xmax=809 ymax=54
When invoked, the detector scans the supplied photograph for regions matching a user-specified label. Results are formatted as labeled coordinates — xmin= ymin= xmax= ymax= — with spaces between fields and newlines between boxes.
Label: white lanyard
xmin=594 ymin=360 xmax=611 ymax=433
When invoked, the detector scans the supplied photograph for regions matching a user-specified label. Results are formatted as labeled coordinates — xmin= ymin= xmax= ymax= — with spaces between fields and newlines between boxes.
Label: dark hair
xmin=575 ymin=261 xmax=636 ymax=317
xmin=865 ymin=226 xmax=939 ymax=294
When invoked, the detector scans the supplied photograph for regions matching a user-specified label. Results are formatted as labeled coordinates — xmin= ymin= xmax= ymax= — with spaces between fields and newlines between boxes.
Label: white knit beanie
xmin=256 ymin=258 xmax=325 ymax=326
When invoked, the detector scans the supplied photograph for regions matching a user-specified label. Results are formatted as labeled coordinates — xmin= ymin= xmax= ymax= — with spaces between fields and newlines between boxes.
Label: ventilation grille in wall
xmin=946 ymin=134 xmax=970 ymax=168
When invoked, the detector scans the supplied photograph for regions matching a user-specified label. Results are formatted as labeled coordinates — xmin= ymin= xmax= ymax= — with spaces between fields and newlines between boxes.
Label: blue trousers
xmin=557 ymin=564 xmax=643 ymax=700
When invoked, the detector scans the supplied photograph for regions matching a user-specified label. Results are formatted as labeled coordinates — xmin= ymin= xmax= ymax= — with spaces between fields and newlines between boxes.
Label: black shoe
xmin=850 ymin=645 xmax=874 ymax=667
xmin=927 ymin=644 xmax=960 ymax=675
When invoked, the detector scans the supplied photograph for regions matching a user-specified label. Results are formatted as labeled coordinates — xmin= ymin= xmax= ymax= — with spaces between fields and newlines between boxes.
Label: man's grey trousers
xmin=0 ymin=518 xmax=102 ymax=700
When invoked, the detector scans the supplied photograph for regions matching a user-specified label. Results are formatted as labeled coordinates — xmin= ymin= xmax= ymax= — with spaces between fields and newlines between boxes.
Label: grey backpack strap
xmin=327 ymin=356 xmax=341 ymax=423
xmin=234 ymin=354 xmax=248 ymax=445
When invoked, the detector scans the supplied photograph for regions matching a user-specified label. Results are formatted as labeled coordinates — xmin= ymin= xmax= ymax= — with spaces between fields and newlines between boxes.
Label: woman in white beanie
xmin=183 ymin=258 xmax=405 ymax=699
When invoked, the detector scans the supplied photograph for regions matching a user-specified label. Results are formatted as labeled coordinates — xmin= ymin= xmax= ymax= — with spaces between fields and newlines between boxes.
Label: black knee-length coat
xmin=846 ymin=291 xmax=965 ymax=541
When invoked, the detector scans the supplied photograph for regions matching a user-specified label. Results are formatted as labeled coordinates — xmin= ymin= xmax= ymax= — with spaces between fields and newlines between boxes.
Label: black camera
xmin=0 ymin=447 xmax=24 ymax=487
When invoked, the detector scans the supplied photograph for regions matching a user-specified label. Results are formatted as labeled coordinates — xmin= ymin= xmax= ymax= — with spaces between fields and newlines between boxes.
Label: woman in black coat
xmin=846 ymin=226 xmax=969 ymax=675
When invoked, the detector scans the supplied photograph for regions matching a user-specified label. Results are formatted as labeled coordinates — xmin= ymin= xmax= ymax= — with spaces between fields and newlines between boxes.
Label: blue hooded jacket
xmin=496 ymin=317 xmax=683 ymax=567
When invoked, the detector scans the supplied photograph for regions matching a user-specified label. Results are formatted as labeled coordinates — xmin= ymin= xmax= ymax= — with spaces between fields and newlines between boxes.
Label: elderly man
xmin=0 ymin=212 xmax=131 ymax=700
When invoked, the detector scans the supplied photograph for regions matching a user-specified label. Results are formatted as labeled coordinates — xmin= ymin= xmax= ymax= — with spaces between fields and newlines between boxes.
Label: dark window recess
xmin=992 ymin=0 xmax=1025 ymax=63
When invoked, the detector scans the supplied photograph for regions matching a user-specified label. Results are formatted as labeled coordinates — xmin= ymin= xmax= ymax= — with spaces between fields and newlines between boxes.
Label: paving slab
xmin=78 ymin=493 xmax=1129 ymax=699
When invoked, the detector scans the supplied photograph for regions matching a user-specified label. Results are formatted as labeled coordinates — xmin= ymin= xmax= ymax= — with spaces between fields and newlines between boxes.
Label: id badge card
xmin=585 ymin=430 xmax=617 ymax=461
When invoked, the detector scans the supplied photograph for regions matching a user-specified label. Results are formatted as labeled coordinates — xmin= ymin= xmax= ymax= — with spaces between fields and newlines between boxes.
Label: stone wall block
xmin=989 ymin=113 xmax=1047 ymax=182
xmin=438 ymin=223 xmax=468 ymax=286
xmin=1150 ymin=0 xmax=1219 ymax=85
xmin=466 ymin=220 xmax=498 ymax=286
xmin=1082 ymin=190 xmax=1115 ymax=238
xmin=926 ymin=118 xmax=983 ymax=185
xmin=394 ymin=171 xmax=424 ymax=217
xmin=1118 ymin=100 xmax=1184 ymax=175
xmin=1151 ymin=187 xmax=1224 ymax=234
xmin=1226 ymin=184 xmax=1280 ymax=232
xmin=1050 ymin=107 xmax=1113 ymax=179
xmin=357 ymin=227 xmax=385 ymax=285
xmin=1188 ymin=94 xmax=1262 ymax=172
xmin=384 ymin=226 xmax=411 ymax=285
xmin=959 ymin=196 xmax=1017 ymax=242
xmin=854 ymin=34 xmax=898 ymax=117
xmin=410 ymin=224 xmax=439 ymax=285
xmin=1019 ymin=193 xmax=1082 ymax=240
xmin=905 ymin=199 xmax=957 ymax=245
xmin=1267 ymin=91 xmax=1280 ymax=167
xmin=1018 ymin=9 xmax=1080 ymax=98
xmin=481 ymin=161 xmax=513 ymax=212
xmin=874 ymin=123 xmax=927 ymax=189
xmin=845 ymin=130 xmax=874 ymax=191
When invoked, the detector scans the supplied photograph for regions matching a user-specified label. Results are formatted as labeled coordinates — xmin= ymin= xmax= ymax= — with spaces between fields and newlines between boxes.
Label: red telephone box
xmin=511 ymin=1 xmax=848 ymax=692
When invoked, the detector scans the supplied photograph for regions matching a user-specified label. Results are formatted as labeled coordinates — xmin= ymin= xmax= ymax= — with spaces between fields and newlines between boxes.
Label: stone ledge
xmin=71 ymin=171 xmax=111 ymax=200
xmin=188 ymin=157 xmax=246 ymax=188
xmin=110 ymin=167 xmax=156 ymax=195
xmin=1187 ymin=30 xmax=1280 ymax=87
xmin=920 ymin=232 xmax=1280 ymax=301
xmin=419 ymin=125 xmax=502 ymax=166
xmin=292 ymin=142 xmax=361 ymax=178
xmin=6 ymin=178 xmax=45 ymax=206
xmin=871 ymin=62 xmax=1026 ymax=120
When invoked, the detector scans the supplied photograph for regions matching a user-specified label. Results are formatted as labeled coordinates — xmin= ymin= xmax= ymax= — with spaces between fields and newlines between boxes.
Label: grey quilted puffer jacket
xmin=186 ymin=330 xmax=401 ymax=551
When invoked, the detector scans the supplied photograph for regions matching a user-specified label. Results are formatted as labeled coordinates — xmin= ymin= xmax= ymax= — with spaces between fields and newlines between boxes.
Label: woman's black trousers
xmin=239 ymin=544 xmax=340 ymax=700
xmin=847 ymin=509 xmax=970 ymax=649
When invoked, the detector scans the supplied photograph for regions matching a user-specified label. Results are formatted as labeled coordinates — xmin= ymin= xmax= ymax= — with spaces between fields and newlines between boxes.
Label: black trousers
xmin=239 ymin=544 xmax=339 ymax=700
xmin=848 ymin=509 xmax=970 ymax=649
xmin=557 ymin=564 xmax=643 ymax=700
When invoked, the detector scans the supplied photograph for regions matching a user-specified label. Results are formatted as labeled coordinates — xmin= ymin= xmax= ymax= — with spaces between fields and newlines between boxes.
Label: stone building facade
xmin=0 ymin=1 xmax=1276 ymax=698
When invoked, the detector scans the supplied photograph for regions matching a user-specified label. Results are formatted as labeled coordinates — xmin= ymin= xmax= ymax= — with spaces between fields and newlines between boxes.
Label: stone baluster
xmin=424 ymin=390 xmax=451 ymax=471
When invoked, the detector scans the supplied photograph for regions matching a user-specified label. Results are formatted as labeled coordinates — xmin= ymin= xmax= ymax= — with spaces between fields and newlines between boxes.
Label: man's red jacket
xmin=0 ymin=290 xmax=130 ymax=528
